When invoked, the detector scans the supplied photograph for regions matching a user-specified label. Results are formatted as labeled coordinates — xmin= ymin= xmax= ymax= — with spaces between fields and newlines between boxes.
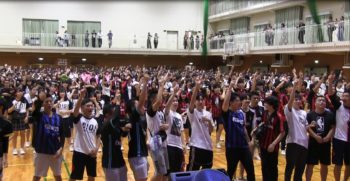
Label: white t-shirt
xmin=334 ymin=105 xmax=350 ymax=142
xmin=57 ymin=100 xmax=73 ymax=118
xmin=12 ymin=99 xmax=28 ymax=114
xmin=73 ymin=115 xmax=100 ymax=155
xmin=284 ymin=106 xmax=309 ymax=149
xmin=187 ymin=108 xmax=213 ymax=151
xmin=102 ymin=86 xmax=111 ymax=97
xmin=146 ymin=110 xmax=166 ymax=147
xmin=166 ymin=110 xmax=184 ymax=149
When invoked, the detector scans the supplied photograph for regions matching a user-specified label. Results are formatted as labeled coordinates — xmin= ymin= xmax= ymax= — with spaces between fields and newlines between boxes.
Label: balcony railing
xmin=209 ymin=22 xmax=350 ymax=54
xmin=0 ymin=32 xmax=204 ymax=52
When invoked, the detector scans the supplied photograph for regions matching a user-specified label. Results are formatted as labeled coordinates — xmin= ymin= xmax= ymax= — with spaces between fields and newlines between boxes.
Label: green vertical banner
xmin=307 ymin=0 xmax=324 ymax=42
xmin=202 ymin=0 xmax=209 ymax=57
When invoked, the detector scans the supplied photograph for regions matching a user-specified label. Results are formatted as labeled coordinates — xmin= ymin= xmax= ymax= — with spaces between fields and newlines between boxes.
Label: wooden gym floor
xmin=4 ymin=133 xmax=343 ymax=181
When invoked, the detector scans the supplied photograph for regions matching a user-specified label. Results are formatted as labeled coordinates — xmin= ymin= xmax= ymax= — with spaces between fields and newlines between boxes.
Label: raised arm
xmin=222 ymin=77 xmax=235 ymax=112
xmin=189 ymin=77 xmax=201 ymax=113
xmin=137 ymin=74 xmax=149 ymax=113
xmin=287 ymin=78 xmax=299 ymax=111
xmin=165 ymin=84 xmax=179 ymax=116
xmin=73 ymin=89 xmax=86 ymax=117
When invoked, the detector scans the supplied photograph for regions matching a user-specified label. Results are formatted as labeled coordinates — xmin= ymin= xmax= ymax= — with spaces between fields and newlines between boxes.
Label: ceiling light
xmin=189 ymin=62 xmax=193 ymax=65
xmin=82 ymin=58 xmax=87 ymax=62
xmin=259 ymin=60 xmax=263 ymax=64
xmin=38 ymin=57 xmax=44 ymax=61
xmin=314 ymin=60 xmax=319 ymax=64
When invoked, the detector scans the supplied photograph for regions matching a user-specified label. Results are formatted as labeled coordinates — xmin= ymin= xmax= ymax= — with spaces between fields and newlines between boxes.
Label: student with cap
xmin=32 ymin=91 xmax=65 ymax=181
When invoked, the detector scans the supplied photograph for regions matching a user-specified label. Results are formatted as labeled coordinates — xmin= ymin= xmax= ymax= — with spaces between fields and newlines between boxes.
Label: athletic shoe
xmin=216 ymin=143 xmax=222 ymax=149
xmin=98 ymin=147 xmax=102 ymax=152
xmin=281 ymin=150 xmax=286 ymax=155
xmin=69 ymin=145 xmax=74 ymax=152
xmin=186 ymin=143 xmax=190 ymax=150
xmin=25 ymin=141 xmax=31 ymax=148
xmin=121 ymin=146 xmax=124 ymax=151
xmin=19 ymin=148 xmax=26 ymax=155
xmin=220 ymin=137 xmax=225 ymax=141
xmin=254 ymin=155 xmax=261 ymax=160
xmin=12 ymin=149 xmax=18 ymax=155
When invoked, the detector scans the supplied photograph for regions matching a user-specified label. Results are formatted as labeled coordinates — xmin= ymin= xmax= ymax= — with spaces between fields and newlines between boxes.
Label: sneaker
xmin=25 ymin=141 xmax=31 ymax=148
xmin=121 ymin=146 xmax=124 ymax=151
xmin=216 ymin=143 xmax=222 ymax=149
xmin=69 ymin=145 xmax=74 ymax=152
xmin=71 ymin=139 xmax=74 ymax=144
xmin=186 ymin=144 xmax=190 ymax=150
xmin=98 ymin=147 xmax=102 ymax=152
xmin=19 ymin=148 xmax=25 ymax=155
xmin=281 ymin=150 xmax=286 ymax=155
xmin=12 ymin=149 xmax=18 ymax=155
xmin=220 ymin=137 xmax=225 ymax=141
xmin=254 ymin=155 xmax=261 ymax=160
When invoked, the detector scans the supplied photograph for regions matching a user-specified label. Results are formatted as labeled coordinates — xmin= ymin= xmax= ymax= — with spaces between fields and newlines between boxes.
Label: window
xmin=305 ymin=13 xmax=332 ymax=43
xmin=230 ymin=17 xmax=250 ymax=34
xmin=67 ymin=21 xmax=101 ymax=47
xmin=22 ymin=19 xmax=59 ymax=46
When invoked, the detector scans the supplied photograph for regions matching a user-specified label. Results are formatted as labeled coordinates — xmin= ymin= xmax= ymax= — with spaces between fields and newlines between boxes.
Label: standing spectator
xmin=279 ymin=23 xmax=288 ymax=45
xmin=55 ymin=31 xmax=61 ymax=47
xmin=8 ymin=88 xmax=29 ymax=156
xmin=328 ymin=75 xmax=350 ymax=181
xmin=165 ymin=85 xmax=185 ymax=174
xmin=127 ymin=75 xmax=149 ymax=181
xmin=147 ymin=32 xmax=152 ymax=49
xmin=195 ymin=35 xmax=200 ymax=50
xmin=305 ymin=95 xmax=335 ymax=181
xmin=31 ymin=92 xmax=65 ymax=181
xmin=92 ymin=30 xmax=97 ymax=48
xmin=107 ymin=30 xmax=113 ymax=48
xmin=253 ymin=96 xmax=285 ymax=181
xmin=338 ymin=16 xmax=345 ymax=41
xmin=186 ymin=77 xmax=214 ymax=171
xmin=222 ymin=79 xmax=256 ymax=181
xmin=64 ymin=30 xmax=69 ymax=47
xmin=97 ymin=30 xmax=103 ymax=48
xmin=190 ymin=34 xmax=194 ymax=50
xmin=71 ymin=33 xmax=76 ymax=47
xmin=153 ymin=33 xmax=159 ymax=49
xmin=183 ymin=34 xmax=188 ymax=49
xmin=85 ymin=30 xmax=89 ymax=47
xmin=284 ymin=79 xmax=309 ymax=181
xmin=69 ymin=89 xmax=101 ymax=181
xmin=0 ymin=98 xmax=13 ymax=181
xmin=298 ymin=22 xmax=305 ymax=44
xmin=146 ymin=74 xmax=169 ymax=181
xmin=101 ymin=98 xmax=131 ymax=181
xmin=326 ymin=16 xmax=335 ymax=42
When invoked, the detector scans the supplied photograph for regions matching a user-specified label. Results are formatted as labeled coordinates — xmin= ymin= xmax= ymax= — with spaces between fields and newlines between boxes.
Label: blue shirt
xmin=222 ymin=109 xmax=248 ymax=148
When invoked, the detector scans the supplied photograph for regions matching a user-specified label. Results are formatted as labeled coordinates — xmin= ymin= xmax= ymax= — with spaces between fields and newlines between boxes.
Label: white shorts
xmin=34 ymin=153 xmax=62 ymax=177
xmin=150 ymin=146 xmax=169 ymax=175
xmin=104 ymin=166 xmax=127 ymax=181
xmin=128 ymin=157 xmax=149 ymax=180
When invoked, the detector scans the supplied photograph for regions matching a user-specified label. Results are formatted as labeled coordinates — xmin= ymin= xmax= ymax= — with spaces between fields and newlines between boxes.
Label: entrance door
xmin=166 ymin=31 xmax=178 ymax=50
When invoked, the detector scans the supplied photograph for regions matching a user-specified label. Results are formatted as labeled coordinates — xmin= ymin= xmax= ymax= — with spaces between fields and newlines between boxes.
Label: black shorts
xmin=11 ymin=118 xmax=26 ymax=131
xmin=307 ymin=142 xmax=331 ymax=165
xmin=187 ymin=146 xmax=213 ymax=171
xmin=214 ymin=116 xmax=224 ymax=125
xmin=167 ymin=145 xmax=184 ymax=173
xmin=70 ymin=151 xmax=97 ymax=180
xmin=332 ymin=138 xmax=350 ymax=166
xmin=183 ymin=116 xmax=191 ymax=129
xmin=62 ymin=117 xmax=72 ymax=138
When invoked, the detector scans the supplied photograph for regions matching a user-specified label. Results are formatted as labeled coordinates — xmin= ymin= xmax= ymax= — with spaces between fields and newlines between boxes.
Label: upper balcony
xmin=209 ymin=0 xmax=305 ymax=23
xmin=208 ymin=22 xmax=350 ymax=56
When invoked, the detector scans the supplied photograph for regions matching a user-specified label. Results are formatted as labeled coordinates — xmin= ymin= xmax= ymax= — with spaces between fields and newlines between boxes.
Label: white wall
xmin=0 ymin=1 xmax=203 ymax=48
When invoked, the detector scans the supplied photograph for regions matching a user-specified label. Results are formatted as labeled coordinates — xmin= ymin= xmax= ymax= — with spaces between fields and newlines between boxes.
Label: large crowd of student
xmin=0 ymin=64 xmax=349 ymax=181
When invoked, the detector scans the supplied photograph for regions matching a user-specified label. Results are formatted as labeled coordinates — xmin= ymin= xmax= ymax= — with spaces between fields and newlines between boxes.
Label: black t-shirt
xmin=243 ymin=108 xmax=255 ymax=139
xmin=250 ymin=105 xmax=264 ymax=125
xmin=101 ymin=105 xmax=127 ymax=168
xmin=0 ymin=117 xmax=13 ymax=156
xmin=128 ymin=107 xmax=148 ymax=158
xmin=307 ymin=110 xmax=335 ymax=144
